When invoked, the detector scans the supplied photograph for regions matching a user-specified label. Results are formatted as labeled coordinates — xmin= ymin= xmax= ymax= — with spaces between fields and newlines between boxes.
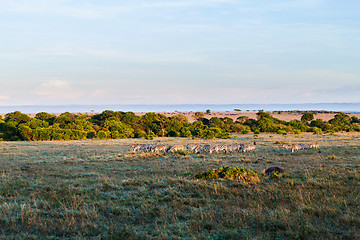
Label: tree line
xmin=0 ymin=110 xmax=359 ymax=141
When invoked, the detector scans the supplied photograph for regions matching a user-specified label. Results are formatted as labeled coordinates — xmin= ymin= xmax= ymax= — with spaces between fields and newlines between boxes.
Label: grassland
xmin=0 ymin=133 xmax=359 ymax=239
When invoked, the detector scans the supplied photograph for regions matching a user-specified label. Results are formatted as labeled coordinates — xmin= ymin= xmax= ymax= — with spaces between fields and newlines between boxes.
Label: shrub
xmin=310 ymin=127 xmax=322 ymax=135
xmin=218 ymin=132 xmax=232 ymax=139
xmin=195 ymin=167 xmax=260 ymax=184
xmin=200 ymin=129 xmax=216 ymax=139
xmin=145 ymin=130 xmax=156 ymax=140
xmin=301 ymin=112 xmax=314 ymax=123
xmin=293 ymin=129 xmax=301 ymax=134
xmin=277 ymin=129 xmax=286 ymax=135
xmin=254 ymin=129 xmax=260 ymax=134
xmin=97 ymin=130 xmax=110 ymax=139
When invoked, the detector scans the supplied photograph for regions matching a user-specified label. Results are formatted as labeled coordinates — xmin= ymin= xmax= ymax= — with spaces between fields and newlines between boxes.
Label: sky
xmin=1 ymin=0 xmax=360 ymax=106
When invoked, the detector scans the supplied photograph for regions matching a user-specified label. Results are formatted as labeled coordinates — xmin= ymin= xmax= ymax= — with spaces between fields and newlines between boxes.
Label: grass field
xmin=1 ymin=133 xmax=359 ymax=239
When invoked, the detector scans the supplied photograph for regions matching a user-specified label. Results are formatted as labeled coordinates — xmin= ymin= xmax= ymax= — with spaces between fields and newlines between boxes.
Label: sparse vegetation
xmin=0 ymin=133 xmax=359 ymax=239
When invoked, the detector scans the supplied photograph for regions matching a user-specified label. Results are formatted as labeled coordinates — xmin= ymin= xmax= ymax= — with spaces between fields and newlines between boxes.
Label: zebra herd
xmin=129 ymin=142 xmax=257 ymax=154
xmin=129 ymin=142 xmax=320 ymax=155
xmin=281 ymin=143 xmax=320 ymax=153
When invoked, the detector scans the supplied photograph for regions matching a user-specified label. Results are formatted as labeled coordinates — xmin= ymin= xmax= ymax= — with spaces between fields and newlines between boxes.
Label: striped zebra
xmin=227 ymin=143 xmax=244 ymax=153
xmin=186 ymin=144 xmax=198 ymax=152
xmin=193 ymin=145 xmax=204 ymax=154
xmin=129 ymin=144 xmax=141 ymax=152
xmin=167 ymin=145 xmax=185 ymax=153
xmin=151 ymin=144 xmax=167 ymax=153
xmin=200 ymin=144 xmax=211 ymax=154
xmin=209 ymin=144 xmax=228 ymax=154
xmin=139 ymin=144 xmax=153 ymax=152
xmin=290 ymin=144 xmax=304 ymax=153
xmin=242 ymin=142 xmax=256 ymax=153
xmin=282 ymin=144 xmax=292 ymax=150
xmin=309 ymin=143 xmax=319 ymax=150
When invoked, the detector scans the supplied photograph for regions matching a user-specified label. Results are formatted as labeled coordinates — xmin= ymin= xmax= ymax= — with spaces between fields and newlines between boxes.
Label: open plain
xmin=0 ymin=133 xmax=359 ymax=239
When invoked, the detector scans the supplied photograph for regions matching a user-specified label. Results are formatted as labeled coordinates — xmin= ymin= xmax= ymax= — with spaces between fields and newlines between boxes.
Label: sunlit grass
xmin=0 ymin=133 xmax=359 ymax=239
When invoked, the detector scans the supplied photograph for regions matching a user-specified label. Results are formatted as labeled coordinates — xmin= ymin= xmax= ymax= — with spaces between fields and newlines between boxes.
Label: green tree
xmin=193 ymin=112 xmax=205 ymax=120
xmin=301 ymin=112 xmax=314 ymax=123
xmin=102 ymin=119 xmax=134 ymax=138
xmin=35 ymin=112 xmax=56 ymax=124
xmin=5 ymin=111 xmax=30 ymax=125
xmin=171 ymin=113 xmax=188 ymax=124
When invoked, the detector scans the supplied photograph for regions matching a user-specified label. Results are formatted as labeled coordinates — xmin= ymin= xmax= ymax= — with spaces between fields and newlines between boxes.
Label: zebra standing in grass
xmin=209 ymin=144 xmax=228 ymax=154
xmin=129 ymin=144 xmax=141 ymax=152
xmin=200 ymin=144 xmax=211 ymax=154
xmin=227 ymin=143 xmax=244 ymax=153
xmin=186 ymin=144 xmax=198 ymax=152
xmin=193 ymin=145 xmax=204 ymax=154
xmin=309 ymin=143 xmax=319 ymax=150
xmin=151 ymin=144 xmax=167 ymax=153
xmin=290 ymin=144 xmax=304 ymax=153
xmin=282 ymin=144 xmax=292 ymax=151
xmin=242 ymin=142 xmax=256 ymax=153
xmin=140 ymin=144 xmax=153 ymax=152
xmin=167 ymin=145 xmax=185 ymax=153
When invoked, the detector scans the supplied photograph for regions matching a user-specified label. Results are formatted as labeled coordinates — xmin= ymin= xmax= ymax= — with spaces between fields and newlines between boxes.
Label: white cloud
xmin=33 ymin=79 xmax=82 ymax=99
xmin=0 ymin=95 xmax=10 ymax=100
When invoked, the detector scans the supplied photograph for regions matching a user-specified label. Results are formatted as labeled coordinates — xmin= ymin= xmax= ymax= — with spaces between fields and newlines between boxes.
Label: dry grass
xmin=0 ymin=133 xmax=359 ymax=239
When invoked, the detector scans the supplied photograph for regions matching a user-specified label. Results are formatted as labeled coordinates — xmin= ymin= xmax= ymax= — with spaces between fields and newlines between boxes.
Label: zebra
xmin=186 ymin=144 xmax=198 ymax=152
xmin=290 ymin=144 xmax=304 ymax=153
xmin=193 ymin=145 xmax=204 ymax=154
xmin=151 ymin=144 xmax=167 ymax=153
xmin=242 ymin=142 xmax=256 ymax=153
xmin=129 ymin=144 xmax=141 ymax=152
xmin=200 ymin=144 xmax=211 ymax=154
xmin=167 ymin=145 xmax=185 ymax=153
xmin=282 ymin=144 xmax=292 ymax=151
xmin=309 ymin=143 xmax=319 ymax=150
xmin=139 ymin=144 xmax=153 ymax=152
xmin=209 ymin=144 xmax=228 ymax=154
xmin=227 ymin=143 xmax=244 ymax=153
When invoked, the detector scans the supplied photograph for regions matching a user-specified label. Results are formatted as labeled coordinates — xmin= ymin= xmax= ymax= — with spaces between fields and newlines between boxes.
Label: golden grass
xmin=0 ymin=133 xmax=359 ymax=239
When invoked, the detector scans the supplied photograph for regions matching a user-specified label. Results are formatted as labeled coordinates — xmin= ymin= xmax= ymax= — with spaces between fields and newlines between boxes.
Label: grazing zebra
xmin=193 ymin=145 xmax=204 ymax=154
xmin=151 ymin=144 xmax=167 ymax=153
xmin=186 ymin=144 xmax=198 ymax=152
xmin=209 ymin=144 xmax=228 ymax=154
xmin=200 ymin=144 xmax=211 ymax=153
xmin=140 ymin=144 xmax=153 ymax=152
xmin=129 ymin=144 xmax=141 ymax=152
xmin=309 ymin=143 xmax=319 ymax=149
xmin=167 ymin=145 xmax=185 ymax=153
xmin=227 ymin=143 xmax=244 ymax=153
xmin=242 ymin=142 xmax=256 ymax=153
xmin=282 ymin=144 xmax=292 ymax=150
xmin=290 ymin=144 xmax=304 ymax=153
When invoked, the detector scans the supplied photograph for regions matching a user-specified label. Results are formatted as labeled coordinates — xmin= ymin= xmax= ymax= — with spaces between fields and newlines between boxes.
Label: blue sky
xmin=1 ymin=0 xmax=360 ymax=105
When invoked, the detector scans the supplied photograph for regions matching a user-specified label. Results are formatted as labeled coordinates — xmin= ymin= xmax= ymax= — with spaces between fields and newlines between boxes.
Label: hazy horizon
xmin=1 ymin=0 xmax=360 ymax=105
xmin=1 ymin=102 xmax=360 ymax=114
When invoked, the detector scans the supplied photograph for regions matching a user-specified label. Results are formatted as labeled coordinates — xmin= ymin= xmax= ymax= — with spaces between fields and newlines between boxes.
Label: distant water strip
xmin=0 ymin=103 xmax=360 ymax=114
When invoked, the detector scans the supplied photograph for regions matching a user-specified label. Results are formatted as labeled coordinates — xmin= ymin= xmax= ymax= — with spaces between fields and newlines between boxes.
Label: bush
xmin=97 ymin=130 xmax=111 ymax=139
xmin=200 ymin=129 xmax=216 ymax=139
xmin=145 ymin=130 xmax=156 ymax=140
xmin=218 ymin=132 xmax=232 ymax=139
xmin=310 ymin=127 xmax=322 ymax=135
xmin=277 ymin=129 xmax=286 ymax=135
xmin=293 ymin=129 xmax=301 ymax=134
xmin=195 ymin=167 xmax=260 ymax=184
xmin=254 ymin=129 xmax=260 ymax=134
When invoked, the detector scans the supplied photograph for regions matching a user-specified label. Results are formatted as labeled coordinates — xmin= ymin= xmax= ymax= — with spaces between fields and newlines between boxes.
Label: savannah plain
xmin=1 ymin=129 xmax=359 ymax=239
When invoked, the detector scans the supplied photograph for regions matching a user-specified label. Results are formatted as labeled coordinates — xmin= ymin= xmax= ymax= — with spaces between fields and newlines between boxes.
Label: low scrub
xmin=195 ymin=166 xmax=260 ymax=184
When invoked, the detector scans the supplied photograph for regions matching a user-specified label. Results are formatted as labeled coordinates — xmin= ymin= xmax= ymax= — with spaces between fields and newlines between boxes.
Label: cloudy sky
xmin=1 ymin=0 xmax=360 ymax=106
